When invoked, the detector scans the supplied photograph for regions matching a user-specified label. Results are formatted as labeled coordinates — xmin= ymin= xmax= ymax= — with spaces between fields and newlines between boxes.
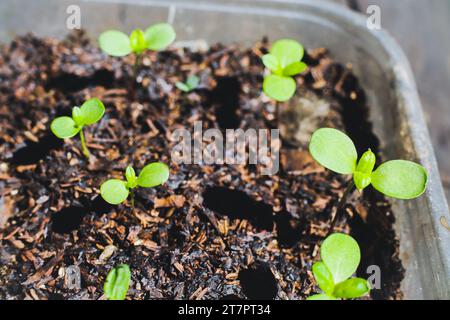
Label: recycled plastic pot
xmin=0 ymin=0 xmax=448 ymax=299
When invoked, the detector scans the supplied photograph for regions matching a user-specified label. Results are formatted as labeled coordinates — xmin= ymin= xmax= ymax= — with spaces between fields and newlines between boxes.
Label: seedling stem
xmin=79 ymin=129 xmax=90 ymax=158
xmin=130 ymin=188 xmax=135 ymax=210
xmin=133 ymin=53 xmax=141 ymax=80
xmin=328 ymin=180 xmax=354 ymax=235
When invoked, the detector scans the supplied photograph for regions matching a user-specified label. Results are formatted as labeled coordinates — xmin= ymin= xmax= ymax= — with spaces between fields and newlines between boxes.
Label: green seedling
xmin=262 ymin=39 xmax=307 ymax=102
xmin=104 ymin=264 xmax=131 ymax=300
xmin=99 ymin=23 xmax=176 ymax=77
xmin=50 ymin=98 xmax=105 ymax=158
xmin=100 ymin=162 xmax=169 ymax=208
xmin=309 ymin=128 xmax=428 ymax=232
xmin=175 ymin=75 xmax=200 ymax=93
xmin=307 ymin=233 xmax=371 ymax=300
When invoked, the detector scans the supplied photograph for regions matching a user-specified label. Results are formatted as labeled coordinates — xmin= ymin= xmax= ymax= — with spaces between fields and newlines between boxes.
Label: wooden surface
xmin=329 ymin=0 xmax=450 ymax=204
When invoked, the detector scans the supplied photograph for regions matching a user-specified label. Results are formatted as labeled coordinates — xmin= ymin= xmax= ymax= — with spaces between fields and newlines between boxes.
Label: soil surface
xmin=0 ymin=31 xmax=403 ymax=300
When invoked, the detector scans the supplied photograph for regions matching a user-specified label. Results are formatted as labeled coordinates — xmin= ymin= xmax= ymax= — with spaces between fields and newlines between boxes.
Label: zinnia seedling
xmin=307 ymin=233 xmax=371 ymax=300
xmin=262 ymin=39 xmax=307 ymax=102
xmin=309 ymin=128 xmax=428 ymax=232
xmin=100 ymin=162 xmax=169 ymax=208
xmin=104 ymin=264 xmax=131 ymax=300
xmin=99 ymin=23 xmax=176 ymax=77
xmin=50 ymin=98 xmax=105 ymax=158
xmin=175 ymin=75 xmax=200 ymax=93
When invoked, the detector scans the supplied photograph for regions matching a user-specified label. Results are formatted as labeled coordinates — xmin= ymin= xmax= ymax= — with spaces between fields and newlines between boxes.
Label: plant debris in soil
xmin=0 ymin=31 xmax=403 ymax=300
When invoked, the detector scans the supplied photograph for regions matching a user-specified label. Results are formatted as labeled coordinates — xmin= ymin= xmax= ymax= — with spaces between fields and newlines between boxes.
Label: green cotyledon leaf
xmin=270 ymin=39 xmax=304 ymax=69
xmin=144 ymin=23 xmax=176 ymax=51
xmin=262 ymin=53 xmax=280 ymax=72
xmin=309 ymin=128 xmax=358 ymax=175
xmin=99 ymin=30 xmax=132 ymax=57
xmin=263 ymin=74 xmax=296 ymax=102
xmin=137 ymin=162 xmax=170 ymax=188
xmin=50 ymin=116 xmax=81 ymax=139
xmin=104 ymin=264 xmax=131 ymax=300
xmin=321 ymin=233 xmax=361 ymax=284
xmin=100 ymin=179 xmax=129 ymax=205
xmin=80 ymin=98 xmax=105 ymax=125
xmin=371 ymin=160 xmax=427 ymax=199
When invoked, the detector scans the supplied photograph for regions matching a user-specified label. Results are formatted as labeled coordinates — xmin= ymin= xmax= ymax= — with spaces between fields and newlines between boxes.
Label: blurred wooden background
xmin=328 ymin=0 xmax=450 ymax=204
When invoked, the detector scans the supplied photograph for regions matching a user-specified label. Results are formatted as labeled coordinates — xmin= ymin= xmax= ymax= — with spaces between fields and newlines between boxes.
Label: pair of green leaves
xmin=51 ymin=98 xmax=105 ymax=139
xmin=262 ymin=39 xmax=308 ymax=102
xmin=104 ymin=264 xmax=131 ymax=300
xmin=309 ymin=128 xmax=428 ymax=199
xmin=99 ymin=23 xmax=176 ymax=57
xmin=308 ymin=233 xmax=371 ymax=300
xmin=175 ymin=75 xmax=200 ymax=93
xmin=100 ymin=162 xmax=170 ymax=205
xmin=50 ymin=98 xmax=105 ymax=158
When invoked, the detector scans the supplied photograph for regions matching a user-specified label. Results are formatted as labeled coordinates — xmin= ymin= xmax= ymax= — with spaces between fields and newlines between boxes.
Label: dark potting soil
xmin=0 ymin=31 xmax=403 ymax=300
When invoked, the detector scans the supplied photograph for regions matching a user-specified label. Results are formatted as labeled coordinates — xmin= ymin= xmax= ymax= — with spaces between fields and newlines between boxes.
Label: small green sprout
xmin=175 ymin=75 xmax=200 ymax=93
xmin=309 ymin=128 xmax=428 ymax=232
xmin=309 ymin=128 xmax=428 ymax=197
xmin=104 ymin=264 xmax=131 ymax=300
xmin=99 ymin=23 xmax=176 ymax=76
xmin=100 ymin=162 xmax=169 ymax=207
xmin=50 ymin=98 xmax=105 ymax=158
xmin=262 ymin=39 xmax=308 ymax=102
xmin=307 ymin=233 xmax=371 ymax=300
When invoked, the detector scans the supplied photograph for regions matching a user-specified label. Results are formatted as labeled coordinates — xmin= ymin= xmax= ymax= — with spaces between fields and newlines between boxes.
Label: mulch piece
xmin=0 ymin=31 xmax=403 ymax=300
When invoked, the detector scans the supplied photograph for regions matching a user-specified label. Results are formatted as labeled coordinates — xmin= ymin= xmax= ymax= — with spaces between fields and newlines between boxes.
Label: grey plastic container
xmin=0 ymin=0 xmax=449 ymax=300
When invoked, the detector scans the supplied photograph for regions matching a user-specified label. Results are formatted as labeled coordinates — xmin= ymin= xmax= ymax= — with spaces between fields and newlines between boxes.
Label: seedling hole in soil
xmin=11 ymin=134 xmax=63 ymax=165
xmin=275 ymin=210 xmax=305 ymax=248
xmin=238 ymin=263 xmax=278 ymax=300
xmin=51 ymin=206 xmax=88 ymax=234
xmin=45 ymin=69 xmax=115 ymax=93
xmin=210 ymin=77 xmax=241 ymax=129
xmin=202 ymin=186 xmax=274 ymax=231
xmin=87 ymin=195 xmax=113 ymax=216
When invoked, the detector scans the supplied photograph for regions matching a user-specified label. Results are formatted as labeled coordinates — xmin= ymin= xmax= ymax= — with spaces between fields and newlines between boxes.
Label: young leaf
xmin=80 ymin=98 xmax=105 ymax=125
xmin=371 ymin=160 xmax=428 ymax=199
xmin=306 ymin=294 xmax=337 ymax=300
xmin=283 ymin=61 xmax=307 ymax=76
xmin=175 ymin=82 xmax=190 ymax=92
xmin=137 ymin=162 xmax=170 ymax=188
xmin=50 ymin=117 xmax=80 ymax=139
xmin=104 ymin=264 xmax=131 ymax=300
xmin=354 ymin=149 xmax=376 ymax=191
xmin=129 ymin=28 xmax=147 ymax=53
xmin=333 ymin=278 xmax=370 ymax=299
xmin=144 ymin=23 xmax=176 ymax=51
xmin=99 ymin=30 xmax=132 ymax=57
xmin=321 ymin=233 xmax=361 ymax=284
xmin=312 ymin=261 xmax=334 ymax=295
xmin=100 ymin=179 xmax=129 ymax=205
xmin=262 ymin=54 xmax=280 ymax=72
xmin=72 ymin=106 xmax=84 ymax=127
xmin=309 ymin=128 xmax=357 ymax=174
xmin=263 ymin=74 xmax=296 ymax=102
xmin=125 ymin=166 xmax=138 ymax=188
xmin=270 ymin=39 xmax=304 ymax=69
xmin=186 ymin=75 xmax=200 ymax=90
